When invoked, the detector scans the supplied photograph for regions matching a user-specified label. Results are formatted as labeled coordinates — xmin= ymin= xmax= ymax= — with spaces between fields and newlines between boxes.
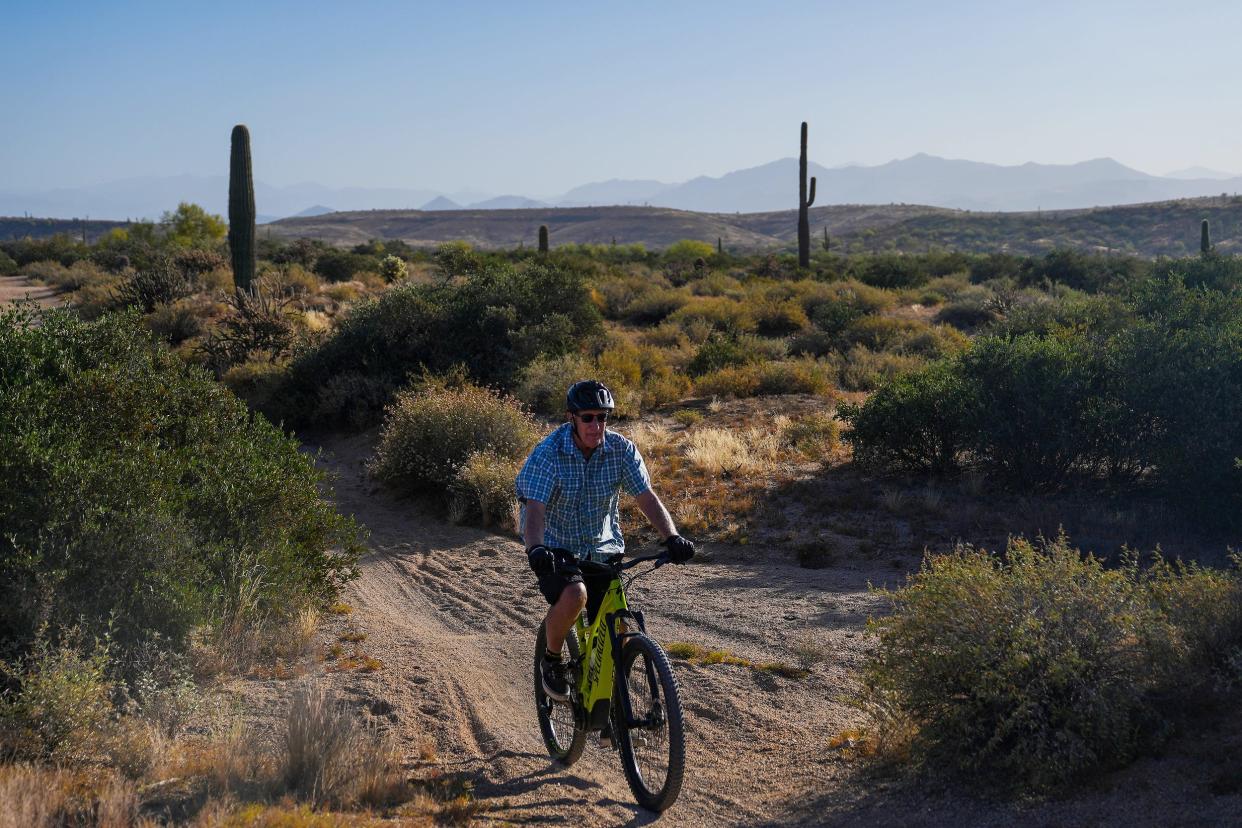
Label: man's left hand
xmin=665 ymin=534 xmax=695 ymax=564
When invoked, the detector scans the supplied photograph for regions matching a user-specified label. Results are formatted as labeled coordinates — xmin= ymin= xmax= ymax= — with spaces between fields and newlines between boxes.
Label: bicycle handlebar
xmin=570 ymin=551 xmax=669 ymax=576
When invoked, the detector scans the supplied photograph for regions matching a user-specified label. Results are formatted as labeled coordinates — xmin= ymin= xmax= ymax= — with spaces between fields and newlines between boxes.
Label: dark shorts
xmin=536 ymin=549 xmax=614 ymax=624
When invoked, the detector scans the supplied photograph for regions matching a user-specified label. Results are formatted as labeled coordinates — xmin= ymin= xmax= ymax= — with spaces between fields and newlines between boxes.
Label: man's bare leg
xmin=544 ymin=582 xmax=587 ymax=653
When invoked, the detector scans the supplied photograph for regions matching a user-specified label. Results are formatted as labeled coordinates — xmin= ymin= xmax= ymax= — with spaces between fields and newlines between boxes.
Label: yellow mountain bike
xmin=533 ymin=551 xmax=686 ymax=812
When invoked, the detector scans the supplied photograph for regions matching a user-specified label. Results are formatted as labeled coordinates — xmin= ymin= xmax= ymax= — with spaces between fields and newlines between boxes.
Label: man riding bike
xmin=515 ymin=380 xmax=696 ymax=713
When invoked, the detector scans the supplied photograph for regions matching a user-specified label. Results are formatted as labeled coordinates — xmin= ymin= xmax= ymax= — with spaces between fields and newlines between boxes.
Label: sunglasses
xmin=574 ymin=412 xmax=610 ymax=423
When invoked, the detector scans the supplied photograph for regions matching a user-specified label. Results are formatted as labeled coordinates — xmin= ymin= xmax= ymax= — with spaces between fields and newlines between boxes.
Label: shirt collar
xmin=558 ymin=421 xmax=610 ymax=456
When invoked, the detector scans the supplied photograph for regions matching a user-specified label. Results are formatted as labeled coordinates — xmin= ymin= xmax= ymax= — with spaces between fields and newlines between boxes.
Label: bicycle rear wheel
xmin=615 ymin=634 xmax=685 ymax=812
xmin=534 ymin=621 xmax=586 ymax=765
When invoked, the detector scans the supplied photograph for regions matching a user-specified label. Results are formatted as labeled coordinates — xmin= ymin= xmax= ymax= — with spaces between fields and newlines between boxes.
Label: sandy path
xmin=308 ymin=431 xmax=891 ymax=825
xmin=0 ymin=275 xmax=58 ymax=309
xmin=298 ymin=431 xmax=1242 ymax=826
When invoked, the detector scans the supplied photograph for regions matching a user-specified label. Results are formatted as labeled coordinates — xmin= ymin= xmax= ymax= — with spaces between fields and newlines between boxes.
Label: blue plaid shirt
xmin=515 ymin=423 xmax=652 ymax=561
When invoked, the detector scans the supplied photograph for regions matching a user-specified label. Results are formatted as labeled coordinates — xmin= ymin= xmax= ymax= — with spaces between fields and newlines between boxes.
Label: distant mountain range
xmin=3 ymin=155 xmax=1241 ymax=221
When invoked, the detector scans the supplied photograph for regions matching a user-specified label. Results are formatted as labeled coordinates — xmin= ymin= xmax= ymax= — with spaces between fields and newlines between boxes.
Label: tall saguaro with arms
xmin=797 ymin=121 xmax=817 ymax=269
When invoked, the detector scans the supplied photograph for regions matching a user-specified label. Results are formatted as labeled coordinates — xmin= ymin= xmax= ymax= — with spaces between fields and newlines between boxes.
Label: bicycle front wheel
xmin=534 ymin=621 xmax=586 ymax=766
xmin=615 ymin=634 xmax=686 ymax=812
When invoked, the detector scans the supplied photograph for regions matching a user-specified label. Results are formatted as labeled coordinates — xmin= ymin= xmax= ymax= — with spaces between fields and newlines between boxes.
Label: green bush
xmin=624 ymin=288 xmax=687 ymax=324
xmin=0 ymin=307 xmax=364 ymax=657
xmin=370 ymin=382 xmax=538 ymax=494
xmin=281 ymin=261 xmax=601 ymax=428
xmin=450 ymin=449 xmax=522 ymax=527
xmin=841 ymin=359 xmax=973 ymax=471
xmin=0 ymin=636 xmax=114 ymax=764
xmin=859 ymin=534 xmax=1242 ymax=791
xmin=516 ymin=352 xmax=596 ymax=416
xmin=668 ymin=295 xmax=756 ymax=335
xmin=833 ymin=346 xmax=926 ymax=392
xmin=693 ymin=359 xmax=832 ymax=398
xmin=115 ymin=259 xmax=191 ymax=313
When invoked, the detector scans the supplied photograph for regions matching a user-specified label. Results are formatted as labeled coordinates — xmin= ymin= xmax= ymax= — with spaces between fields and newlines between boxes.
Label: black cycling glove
xmin=527 ymin=544 xmax=555 ymax=575
xmin=665 ymin=534 xmax=696 ymax=564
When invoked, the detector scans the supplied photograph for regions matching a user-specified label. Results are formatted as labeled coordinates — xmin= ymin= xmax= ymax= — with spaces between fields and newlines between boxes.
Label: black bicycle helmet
xmin=566 ymin=379 xmax=615 ymax=412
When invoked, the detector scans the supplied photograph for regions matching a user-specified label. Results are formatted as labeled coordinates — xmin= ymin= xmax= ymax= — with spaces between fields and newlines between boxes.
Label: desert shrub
xmin=693 ymin=359 xmax=831 ymax=399
xmin=0 ymin=307 xmax=363 ymax=658
xmin=517 ymin=352 xmax=596 ymax=416
xmin=753 ymin=299 xmax=810 ymax=336
xmin=668 ymin=295 xmax=756 ymax=334
xmin=265 ymin=263 xmax=321 ymax=297
xmin=314 ymin=249 xmax=376 ymax=283
xmin=450 ymin=449 xmax=521 ymax=527
xmin=859 ymin=534 xmax=1242 ymax=791
xmin=672 ymin=409 xmax=703 ymax=427
xmin=841 ymin=358 xmax=974 ymax=472
xmin=370 ymin=382 xmax=538 ymax=494
xmin=839 ymin=316 xmax=928 ymax=353
xmin=787 ymin=328 xmax=836 ymax=358
xmin=222 ymin=359 xmax=289 ymax=422
xmin=624 ymin=288 xmax=687 ymax=324
xmin=832 ymin=346 xmax=925 ymax=392
xmin=595 ymin=271 xmax=668 ymax=319
xmin=198 ymin=286 xmax=296 ymax=374
xmin=688 ymin=334 xmax=764 ymax=377
xmin=0 ymin=637 xmax=114 ymax=764
xmin=23 ymin=260 xmax=108 ymax=292
xmin=312 ymin=372 xmax=391 ymax=431
xmin=434 ymin=241 xmax=482 ymax=278
xmin=378 ymin=254 xmax=408 ymax=282
xmin=145 ymin=300 xmax=203 ymax=345
xmin=689 ymin=272 xmax=743 ymax=297
xmin=692 ymin=364 xmax=760 ymax=398
xmin=934 ymin=293 xmax=996 ymax=329
xmin=851 ymin=253 xmax=931 ymax=289
xmin=114 ymin=259 xmax=191 ymax=312
xmin=0 ymin=249 xmax=17 ymax=275
xmin=756 ymin=359 xmax=833 ymax=396
xmin=172 ymin=248 xmax=227 ymax=283
xmin=783 ymin=411 xmax=840 ymax=458
xmin=904 ymin=323 xmax=969 ymax=358
xmin=961 ymin=334 xmax=1101 ymax=484
xmin=280 ymin=261 xmax=600 ymax=427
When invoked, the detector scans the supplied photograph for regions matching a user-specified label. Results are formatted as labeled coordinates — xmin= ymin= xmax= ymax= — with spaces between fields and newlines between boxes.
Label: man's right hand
xmin=527 ymin=544 xmax=555 ymax=575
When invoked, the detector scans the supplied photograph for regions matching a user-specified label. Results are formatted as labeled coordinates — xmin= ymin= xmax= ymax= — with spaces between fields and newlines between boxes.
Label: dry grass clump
xmin=665 ymin=642 xmax=806 ymax=679
xmin=0 ymin=764 xmax=145 ymax=828
xmin=859 ymin=532 xmax=1242 ymax=791
xmin=283 ymin=683 xmax=405 ymax=808
xmin=786 ymin=630 xmax=830 ymax=672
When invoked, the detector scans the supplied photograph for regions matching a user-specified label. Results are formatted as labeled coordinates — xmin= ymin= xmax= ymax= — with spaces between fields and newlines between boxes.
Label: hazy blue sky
xmin=4 ymin=0 xmax=1240 ymax=194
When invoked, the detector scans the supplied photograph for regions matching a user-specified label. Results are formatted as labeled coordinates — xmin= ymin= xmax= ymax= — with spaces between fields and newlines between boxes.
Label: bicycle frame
xmin=569 ymin=557 xmax=658 ymax=732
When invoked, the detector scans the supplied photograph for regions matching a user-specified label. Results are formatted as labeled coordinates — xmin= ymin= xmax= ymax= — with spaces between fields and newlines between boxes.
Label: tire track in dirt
xmin=310 ymin=432 xmax=886 ymax=825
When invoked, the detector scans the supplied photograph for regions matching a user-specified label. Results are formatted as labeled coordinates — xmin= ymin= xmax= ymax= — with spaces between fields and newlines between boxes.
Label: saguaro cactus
xmin=797 ymin=121 xmax=817 ymax=268
xmin=1201 ymin=218 xmax=1212 ymax=256
xmin=822 ymin=226 xmax=830 ymax=252
xmin=538 ymin=224 xmax=549 ymax=254
xmin=228 ymin=125 xmax=256 ymax=292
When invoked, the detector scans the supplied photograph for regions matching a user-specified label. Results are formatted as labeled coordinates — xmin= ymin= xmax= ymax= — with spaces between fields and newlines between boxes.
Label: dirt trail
xmin=307 ymin=431 xmax=891 ymax=826
xmin=293 ymin=431 xmax=1242 ymax=826
xmin=0 ymin=275 xmax=58 ymax=309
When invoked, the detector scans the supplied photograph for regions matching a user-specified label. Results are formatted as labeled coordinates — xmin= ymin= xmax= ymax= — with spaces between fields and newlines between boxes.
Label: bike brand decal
xmin=588 ymin=626 xmax=606 ymax=689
